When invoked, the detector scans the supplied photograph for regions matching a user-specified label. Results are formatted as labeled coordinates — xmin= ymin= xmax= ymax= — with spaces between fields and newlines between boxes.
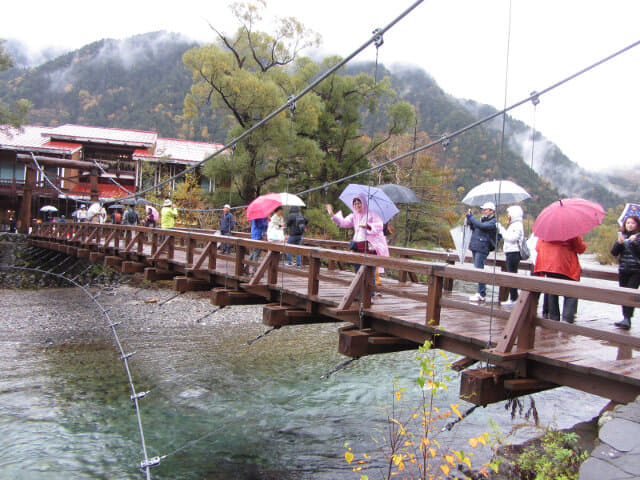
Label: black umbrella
xmin=377 ymin=184 xmax=420 ymax=204
xmin=121 ymin=197 xmax=147 ymax=206
xmin=377 ymin=184 xmax=421 ymax=247
xmin=108 ymin=204 xmax=125 ymax=209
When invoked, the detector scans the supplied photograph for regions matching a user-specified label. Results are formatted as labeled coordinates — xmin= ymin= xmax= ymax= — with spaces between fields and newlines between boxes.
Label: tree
xmin=183 ymin=1 xmax=413 ymax=206
xmin=183 ymin=1 xmax=322 ymax=204
xmin=0 ymin=40 xmax=30 ymax=131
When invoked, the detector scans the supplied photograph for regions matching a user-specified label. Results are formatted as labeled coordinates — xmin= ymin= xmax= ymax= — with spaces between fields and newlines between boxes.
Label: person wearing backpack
xmin=497 ymin=205 xmax=525 ymax=306
xmin=285 ymin=206 xmax=307 ymax=267
xmin=122 ymin=205 xmax=139 ymax=226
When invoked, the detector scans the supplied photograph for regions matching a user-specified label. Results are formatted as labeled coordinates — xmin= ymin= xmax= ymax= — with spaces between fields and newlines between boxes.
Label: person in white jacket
xmin=498 ymin=205 xmax=525 ymax=305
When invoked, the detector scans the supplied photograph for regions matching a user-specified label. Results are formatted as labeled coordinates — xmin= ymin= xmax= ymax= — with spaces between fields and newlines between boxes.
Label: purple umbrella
xmin=338 ymin=184 xmax=399 ymax=223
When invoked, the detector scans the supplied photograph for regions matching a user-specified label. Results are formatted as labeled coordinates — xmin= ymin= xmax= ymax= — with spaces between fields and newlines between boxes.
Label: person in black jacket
xmin=466 ymin=201 xmax=498 ymax=302
xmin=285 ymin=206 xmax=307 ymax=267
xmin=611 ymin=215 xmax=640 ymax=329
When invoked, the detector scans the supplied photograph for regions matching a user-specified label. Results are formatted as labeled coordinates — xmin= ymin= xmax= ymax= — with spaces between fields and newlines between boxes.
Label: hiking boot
xmin=614 ymin=317 xmax=631 ymax=330
xmin=469 ymin=293 xmax=486 ymax=302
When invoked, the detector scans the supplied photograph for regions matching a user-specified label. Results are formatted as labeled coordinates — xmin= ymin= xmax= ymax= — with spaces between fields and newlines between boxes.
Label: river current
xmin=0 ymin=260 xmax=616 ymax=479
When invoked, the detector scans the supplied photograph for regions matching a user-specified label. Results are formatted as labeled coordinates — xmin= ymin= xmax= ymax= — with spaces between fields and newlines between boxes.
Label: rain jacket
xmin=220 ymin=211 xmax=235 ymax=234
xmin=534 ymin=237 xmax=586 ymax=281
xmin=331 ymin=193 xmax=390 ymax=272
xmin=250 ymin=218 xmax=268 ymax=240
xmin=498 ymin=205 xmax=524 ymax=254
xmin=466 ymin=212 xmax=498 ymax=254
xmin=611 ymin=231 xmax=640 ymax=273
xmin=161 ymin=206 xmax=178 ymax=229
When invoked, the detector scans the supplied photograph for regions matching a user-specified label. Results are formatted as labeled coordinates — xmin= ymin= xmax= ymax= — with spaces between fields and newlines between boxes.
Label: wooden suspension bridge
xmin=26 ymin=222 xmax=640 ymax=406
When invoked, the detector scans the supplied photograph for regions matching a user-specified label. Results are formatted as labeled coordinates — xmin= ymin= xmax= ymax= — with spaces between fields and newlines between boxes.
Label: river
xmin=0 ymin=258 xmax=617 ymax=479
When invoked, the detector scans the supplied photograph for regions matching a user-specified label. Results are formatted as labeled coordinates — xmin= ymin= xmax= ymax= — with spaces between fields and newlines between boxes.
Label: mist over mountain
xmin=0 ymin=31 xmax=630 ymax=213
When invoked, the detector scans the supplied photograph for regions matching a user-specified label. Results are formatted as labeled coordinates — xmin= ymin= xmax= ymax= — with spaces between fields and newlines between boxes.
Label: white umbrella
xmin=40 ymin=205 xmax=58 ymax=212
xmin=462 ymin=180 xmax=530 ymax=207
xmin=449 ymin=224 xmax=472 ymax=263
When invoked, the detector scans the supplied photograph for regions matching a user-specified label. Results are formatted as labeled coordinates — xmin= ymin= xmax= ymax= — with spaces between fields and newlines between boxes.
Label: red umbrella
xmin=246 ymin=193 xmax=305 ymax=221
xmin=533 ymin=198 xmax=606 ymax=241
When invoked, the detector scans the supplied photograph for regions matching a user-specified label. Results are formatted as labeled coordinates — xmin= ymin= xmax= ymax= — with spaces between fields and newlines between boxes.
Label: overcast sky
xmin=3 ymin=0 xmax=639 ymax=172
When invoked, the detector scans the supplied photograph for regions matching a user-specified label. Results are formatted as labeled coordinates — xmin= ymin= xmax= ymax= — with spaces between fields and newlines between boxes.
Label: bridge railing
xmin=31 ymin=222 xmax=636 ymax=359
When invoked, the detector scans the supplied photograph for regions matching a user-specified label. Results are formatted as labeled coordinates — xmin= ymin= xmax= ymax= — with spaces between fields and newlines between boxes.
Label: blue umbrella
xmin=338 ymin=184 xmax=399 ymax=223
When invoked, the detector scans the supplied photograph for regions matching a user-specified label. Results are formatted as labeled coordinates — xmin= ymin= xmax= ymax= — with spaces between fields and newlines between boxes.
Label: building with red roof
xmin=0 ymin=124 xmax=224 ymax=232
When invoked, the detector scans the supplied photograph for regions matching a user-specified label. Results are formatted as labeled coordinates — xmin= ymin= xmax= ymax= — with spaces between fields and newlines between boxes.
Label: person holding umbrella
xmin=610 ymin=215 xmax=640 ymax=330
xmin=466 ymin=202 xmax=498 ymax=302
xmin=326 ymin=193 xmax=389 ymax=294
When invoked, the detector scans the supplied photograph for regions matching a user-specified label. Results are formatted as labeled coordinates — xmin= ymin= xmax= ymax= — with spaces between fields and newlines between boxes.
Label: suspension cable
xmin=9 ymin=264 xmax=154 ymax=479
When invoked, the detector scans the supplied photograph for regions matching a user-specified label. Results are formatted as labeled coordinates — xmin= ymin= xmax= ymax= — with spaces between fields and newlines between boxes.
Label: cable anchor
xmin=372 ymin=28 xmax=384 ymax=48
xmin=440 ymin=134 xmax=451 ymax=150
xmin=140 ymin=456 xmax=161 ymax=470
xmin=530 ymin=91 xmax=540 ymax=106
xmin=121 ymin=351 xmax=136 ymax=360
xmin=131 ymin=390 xmax=150 ymax=401
xmin=287 ymin=95 xmax=297 ymax=114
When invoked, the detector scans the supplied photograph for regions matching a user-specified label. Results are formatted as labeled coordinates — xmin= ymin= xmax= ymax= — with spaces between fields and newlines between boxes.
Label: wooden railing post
xmin=186 ymin=235 xmax=194 ymax=267
xmin=235 ymin=245 xmax=246 ymax=276
xmin=426 ymin=269 xmax=443 ymax=326
xmin=308 ymin=257 xmax=321 ymax=297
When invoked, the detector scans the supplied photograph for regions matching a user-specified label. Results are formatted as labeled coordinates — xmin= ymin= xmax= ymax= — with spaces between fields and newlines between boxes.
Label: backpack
xmin=519 ymin=237 xmax=531 ymax=260
xmin=295 ymin=215 xmax=307 ymax=235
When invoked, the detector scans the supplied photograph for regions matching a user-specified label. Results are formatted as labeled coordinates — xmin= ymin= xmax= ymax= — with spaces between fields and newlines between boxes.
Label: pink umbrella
xmin=533 ymin=198 xmax=606 ymax=241
xmin=147 ymin=206 xmax=159 ymax=221
xmin=246 ymin=193 xmax=305 ymax=221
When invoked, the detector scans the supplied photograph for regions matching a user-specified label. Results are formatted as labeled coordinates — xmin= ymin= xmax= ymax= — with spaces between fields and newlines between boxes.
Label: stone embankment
xmin=579 ymin=396 xmax=640 ymax=480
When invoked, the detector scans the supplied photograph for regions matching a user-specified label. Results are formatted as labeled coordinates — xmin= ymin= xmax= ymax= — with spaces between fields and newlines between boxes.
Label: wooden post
xmin=308 ymin=257 xmax=320 ymax=297
xmin=19 ymin=164 xmax=36 ymax=234
xmin=426 ymin=271 xmax=443 ymax=326
xmin=235 ymin=245 xmax=246 ymax=276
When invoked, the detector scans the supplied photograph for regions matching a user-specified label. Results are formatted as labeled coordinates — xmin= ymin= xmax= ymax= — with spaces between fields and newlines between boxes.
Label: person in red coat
xmin=533 ymin=236 xmax=587 ymax=323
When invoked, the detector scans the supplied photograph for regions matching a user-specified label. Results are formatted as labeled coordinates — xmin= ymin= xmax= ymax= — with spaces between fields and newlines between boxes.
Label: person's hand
xmin=619 ymin=232 xmax=626 ymax=243
xmin=325 ymin=204 xmax=333 ymax=216
xmin=630 ymin=233 xmax=638 ymax=242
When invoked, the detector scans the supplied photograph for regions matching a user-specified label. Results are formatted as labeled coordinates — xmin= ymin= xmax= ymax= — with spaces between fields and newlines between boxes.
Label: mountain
xmin=0 ymin=31 xmax=630 ymax=213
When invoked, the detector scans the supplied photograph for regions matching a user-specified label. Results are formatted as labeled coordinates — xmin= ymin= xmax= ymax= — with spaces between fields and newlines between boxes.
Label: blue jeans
xmin=472 ymin=251 xmax=488 ymax=296
xmin=286 ymin=234 xmax=303 ymax=266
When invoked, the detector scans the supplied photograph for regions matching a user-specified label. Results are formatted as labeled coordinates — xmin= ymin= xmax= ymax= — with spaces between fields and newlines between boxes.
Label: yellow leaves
xmin=345 ymin=451 xmax=354 ymax=464
xmin=429 ymin=448 xmax=437 ymax=458
xmin=396 ymin=391 xmax=402 ymax=401
xmin=444 ymin=454 xmax=455 ymax=466
xmin=450 ymin=403 xmax=462 ymax=419
xmin=440 ymin=464 xmax=450 ymax=476
xmin=469 ymin=437 xmax=479 ymax=448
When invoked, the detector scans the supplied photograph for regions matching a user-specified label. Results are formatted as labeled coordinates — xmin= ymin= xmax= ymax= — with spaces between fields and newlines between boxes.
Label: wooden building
xmin=0 ymin=124 xmax=224 ymax=232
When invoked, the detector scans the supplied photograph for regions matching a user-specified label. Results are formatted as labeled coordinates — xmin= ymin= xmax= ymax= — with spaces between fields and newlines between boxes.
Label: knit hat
xmin=163 ymin=199 xmax=172 ymax=207
xmin=224 ymin=204 xmax=231 ymax=209
xmin=480 ymin=202 xmax=496 ymax=211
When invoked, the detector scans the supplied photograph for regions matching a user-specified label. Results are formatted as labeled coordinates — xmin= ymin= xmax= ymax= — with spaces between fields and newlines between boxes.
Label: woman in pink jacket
xmin=326 ymin=194 xmax=389 ymax=295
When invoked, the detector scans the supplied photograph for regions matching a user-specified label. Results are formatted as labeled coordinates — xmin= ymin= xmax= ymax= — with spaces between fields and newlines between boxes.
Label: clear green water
xmin=0 ymin=287 xmax=610 ymax=479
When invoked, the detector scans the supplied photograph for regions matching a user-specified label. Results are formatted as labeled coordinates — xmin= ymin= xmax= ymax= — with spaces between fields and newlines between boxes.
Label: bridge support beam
xmin=174 ymin=276 xmax=211 ymax=292
xmin=262 ymin=303 xmax=338 ymax=326
xmin=338 ymin=325 xmax=417 ymax=357
xmin=77 ymin=248 xmax=90 ymax=259
xmin=211 ymin=287 xmax=267 ymax=306
xmin=144 ymin=267 xmax=175 ymax=281
xmin=121 ymin=261 xmax=145 ymax=274
xmin=89 ymin=252 xmax=105 ymax=262
xmin=104 ymin=256 xmax=122 ymax=268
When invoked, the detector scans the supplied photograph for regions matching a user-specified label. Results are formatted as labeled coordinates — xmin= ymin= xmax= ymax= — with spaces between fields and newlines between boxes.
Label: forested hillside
xmin=0 ymin=31 xmax=627 ymax=213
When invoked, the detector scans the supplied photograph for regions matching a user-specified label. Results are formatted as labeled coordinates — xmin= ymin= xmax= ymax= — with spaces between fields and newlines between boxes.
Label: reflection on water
xmin=0 ymin=285 xmax=611 ymax=479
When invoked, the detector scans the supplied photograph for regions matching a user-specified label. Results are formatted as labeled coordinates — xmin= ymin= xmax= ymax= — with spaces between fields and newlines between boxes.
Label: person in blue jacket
xmin=466 ymin=201 xmax=498 ymax=302
xmin=247 ymin=216 xmax=268 ymax=274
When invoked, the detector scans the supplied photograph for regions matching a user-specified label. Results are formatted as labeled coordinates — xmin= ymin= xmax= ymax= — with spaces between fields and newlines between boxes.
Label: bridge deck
xmin=26 ymin=222 xmax=640 ymax=404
